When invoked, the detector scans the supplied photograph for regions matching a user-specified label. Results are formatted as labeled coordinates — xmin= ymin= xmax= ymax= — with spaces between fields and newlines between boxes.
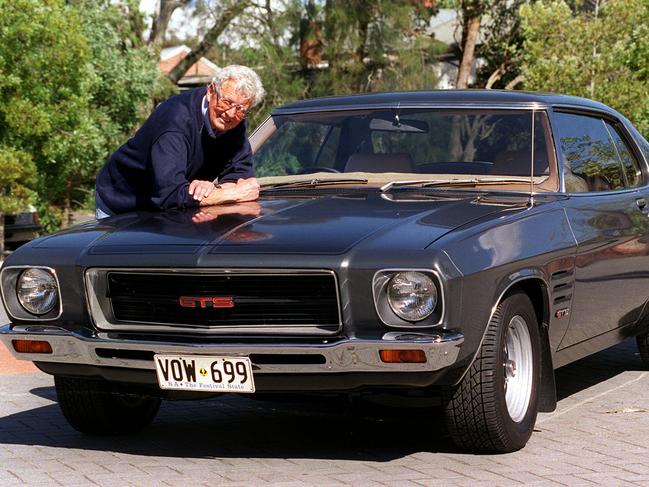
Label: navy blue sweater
xmin=96 ymin=88 xmax=253 ymax=213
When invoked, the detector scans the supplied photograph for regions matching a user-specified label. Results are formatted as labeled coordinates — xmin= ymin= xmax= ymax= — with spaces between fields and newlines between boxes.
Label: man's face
xmin=207 ymin=80 xmax=252 ymax=133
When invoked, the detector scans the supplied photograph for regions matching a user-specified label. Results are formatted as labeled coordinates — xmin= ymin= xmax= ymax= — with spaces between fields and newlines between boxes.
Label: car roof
xmin=272 ymin=89 xmax=616 ymax=115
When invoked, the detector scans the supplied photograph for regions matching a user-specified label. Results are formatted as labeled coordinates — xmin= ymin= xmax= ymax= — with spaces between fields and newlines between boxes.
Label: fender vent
xmin=551 ymin=269 xmax=574 ymax=308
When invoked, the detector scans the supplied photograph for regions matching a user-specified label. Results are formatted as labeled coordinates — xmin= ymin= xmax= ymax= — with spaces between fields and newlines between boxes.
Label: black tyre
xmin=637 ymin=333 xmax=649 ymax=367
xmin=54 ymin=376 xmax=161 ymax=435
xmin=444 ymin=291 xmax=541 ymax=453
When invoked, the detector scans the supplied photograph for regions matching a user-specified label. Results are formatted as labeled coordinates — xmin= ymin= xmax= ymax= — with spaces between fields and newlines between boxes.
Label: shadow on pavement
xmin=0 ymin=389 xmax=453 ymax=460
xmin=0 ymin=339 xmax=645 ymax=459
xmin=554 ymin=338 xmax=646 ymax=401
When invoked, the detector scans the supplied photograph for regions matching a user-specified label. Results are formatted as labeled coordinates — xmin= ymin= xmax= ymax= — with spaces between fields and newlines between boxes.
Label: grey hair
xmin=211 ymin=65 xmax=266 ymax=107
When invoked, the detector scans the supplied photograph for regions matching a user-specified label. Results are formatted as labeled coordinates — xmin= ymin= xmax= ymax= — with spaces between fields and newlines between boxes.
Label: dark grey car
xmin=3 ymin=90 xmax=649 ymax=453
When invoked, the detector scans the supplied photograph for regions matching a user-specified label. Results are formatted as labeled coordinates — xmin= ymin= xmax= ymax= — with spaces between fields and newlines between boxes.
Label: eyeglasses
xmin=212 ymin=84 xmax=249 ymax=119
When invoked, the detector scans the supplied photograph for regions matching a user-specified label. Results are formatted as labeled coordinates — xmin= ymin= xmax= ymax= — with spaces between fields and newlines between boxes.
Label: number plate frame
xmin=154 ymin=354 xmax=255 ymax=393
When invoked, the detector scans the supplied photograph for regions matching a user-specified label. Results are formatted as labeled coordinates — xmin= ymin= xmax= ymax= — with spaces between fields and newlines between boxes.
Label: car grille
xmin=105 ymin=271 xmax=341 ymax=332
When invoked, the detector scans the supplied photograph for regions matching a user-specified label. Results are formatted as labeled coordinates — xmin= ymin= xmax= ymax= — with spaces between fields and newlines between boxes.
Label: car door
xmin=555 ymin=110 xmax=649 ymax=349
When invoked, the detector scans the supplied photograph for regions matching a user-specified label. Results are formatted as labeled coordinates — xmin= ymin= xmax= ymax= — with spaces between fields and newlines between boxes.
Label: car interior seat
xmin=343 ymin=153 xmax=416 ymax=173
xmin=492 ymin=148 xmax=549 ymax=176
xmin=563 ymin=168 xmax=590 ymax=192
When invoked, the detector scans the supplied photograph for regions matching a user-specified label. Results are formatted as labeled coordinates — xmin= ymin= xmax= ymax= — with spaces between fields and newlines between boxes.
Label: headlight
xmin=387 ymin=271 xmax=438 ymax=322
xmin=17 ymin=268 xmax=59 ymax=315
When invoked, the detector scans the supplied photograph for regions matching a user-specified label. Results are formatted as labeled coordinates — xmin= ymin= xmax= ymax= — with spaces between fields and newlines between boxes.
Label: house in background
xmin=159 ymin=45 xmax=219 ymax=89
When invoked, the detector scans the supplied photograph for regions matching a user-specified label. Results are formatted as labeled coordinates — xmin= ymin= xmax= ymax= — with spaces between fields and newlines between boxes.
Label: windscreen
xmin=253 ymin=109 xmax=554 ymax=182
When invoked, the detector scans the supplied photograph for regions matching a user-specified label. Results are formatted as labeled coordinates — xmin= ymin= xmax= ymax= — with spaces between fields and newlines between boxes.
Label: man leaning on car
xmin=94 ymin=65 xmax=265 ymax=219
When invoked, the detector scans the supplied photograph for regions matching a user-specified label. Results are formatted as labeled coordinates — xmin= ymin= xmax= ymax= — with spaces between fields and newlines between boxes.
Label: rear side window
xmin=630 ymin=125 xmax=649 ymax=165
xmin=554 ymin=112 xmax=641 ymax=192
xmin=605 ymin=122 xmax=642 ymax=188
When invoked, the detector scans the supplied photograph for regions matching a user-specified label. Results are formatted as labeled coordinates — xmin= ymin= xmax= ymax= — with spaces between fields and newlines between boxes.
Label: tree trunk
xmin=505 ymin=74 xmax=524 ymax=90
xmin=354 ymin=11 xmax=371 ymax=92
xmin=347 ymin=0 xmax=376 ymax=92
xmin=485 ymin=64 xmax=505 ymax=89
xmin=61 ymin=179 xmax=72 ymax=229
xmin=0 ymin=213 xmax=5 ymax=262
xmin=455 ymin=14 xmax=481 ymax=89
xmin=449 ymin=116 xmax=464 ymax=160
xmin=167 ymin=1 xmax=250 ymax=85
xmin=148 ymin=0 xmax=191 ymax=48
xmin=299 ymin=0 xmax=323 ymax=68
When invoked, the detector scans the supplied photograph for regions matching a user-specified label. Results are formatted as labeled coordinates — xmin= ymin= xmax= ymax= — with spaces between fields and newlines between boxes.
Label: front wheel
xmin=55 ymin=377 xmax=161 ymax=435
xmin=444 ymin=291 xmax=541 ymax=452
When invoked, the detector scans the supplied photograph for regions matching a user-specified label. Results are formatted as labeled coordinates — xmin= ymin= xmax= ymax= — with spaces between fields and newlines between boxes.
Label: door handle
xmin=636 ymin=198 xmax=647 ymax=210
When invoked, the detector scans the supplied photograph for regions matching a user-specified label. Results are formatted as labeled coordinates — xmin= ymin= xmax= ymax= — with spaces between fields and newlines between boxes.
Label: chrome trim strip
xmin=0 ymin=325 xmax=464 ymax=374
xmin=84 ymin=268 xmax=343 ymax=336
xmin=551 ymin=104 xmax=618 ymax=120
xmin=272 ymin=103 xmax=551 ymax=116
xmin=0 ymin=266 xmax=63 ymax=321
xmin=371 ymin=268 xmax=445 ymax=328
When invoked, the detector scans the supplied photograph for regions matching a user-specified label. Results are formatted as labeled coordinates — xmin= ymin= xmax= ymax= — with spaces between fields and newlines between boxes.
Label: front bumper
xmin=0 ymin=324 xmax=463 ymax=375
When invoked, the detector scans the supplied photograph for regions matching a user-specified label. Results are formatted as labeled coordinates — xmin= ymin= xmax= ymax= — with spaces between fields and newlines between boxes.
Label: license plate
xmin=154 ymin=355 xmax=255 ymax=393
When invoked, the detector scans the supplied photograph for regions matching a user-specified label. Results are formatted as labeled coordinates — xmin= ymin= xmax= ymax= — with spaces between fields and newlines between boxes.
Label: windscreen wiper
xmin=261 ymin=178 xmax=368 ymax=190
xmin=380 ymin=177 xmax=533 ymax=192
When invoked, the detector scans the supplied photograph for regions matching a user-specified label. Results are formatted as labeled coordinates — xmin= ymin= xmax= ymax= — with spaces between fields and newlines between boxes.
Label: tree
xmin=520 ymin=0 xmax=649 ymax=137
xmin=315 ymin=0 xmax=440 ymax=95
xmin=0 ymin=0 xmax=158 ymax=230
xmin=0 ymin=148 xmax=37 ymax=257
xmin=148 ymin=0 xmax=192 ymax=48
xmin=476 ymin=0 xmax=527 ymax=90
xmin=221 ymin=0 xmax=307 ymax=130
xmin=220 ymin=0 xmax=442 ymax=129
xmin=454 ymin=0 xmax=489 ymax=89
xmin=147 ymin=0 xmax=254 ymax=84
xmin=166 ymin=1 xmax=252 ymax=84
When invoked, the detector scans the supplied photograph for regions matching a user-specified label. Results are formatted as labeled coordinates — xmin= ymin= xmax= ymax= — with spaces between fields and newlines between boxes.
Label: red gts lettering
xmin=179 ymin=296 xmax=235 ymax=308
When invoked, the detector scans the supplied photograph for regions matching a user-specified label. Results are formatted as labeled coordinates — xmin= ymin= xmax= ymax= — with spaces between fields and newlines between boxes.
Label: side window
xmin=639 ymin=134 xmax=649 ymax=163
xmin=554 ymin=112 xmax=626 ymax=192
xmin=629 ymin=124 xmax=649 ymax=168
xmin=605 ymin=122 xmax=642 ymax=188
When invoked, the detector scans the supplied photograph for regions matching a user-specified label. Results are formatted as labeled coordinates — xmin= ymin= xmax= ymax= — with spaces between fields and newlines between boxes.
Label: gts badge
xmin=555 ymin=308 xmax=570 ymax=319
xmin=179 ymin=296 xmax=235 ymax=309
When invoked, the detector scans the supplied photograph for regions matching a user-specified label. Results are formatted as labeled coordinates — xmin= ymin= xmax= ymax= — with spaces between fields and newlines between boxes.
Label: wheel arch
xmin=501 ymin=276 xmax=557 ymax=413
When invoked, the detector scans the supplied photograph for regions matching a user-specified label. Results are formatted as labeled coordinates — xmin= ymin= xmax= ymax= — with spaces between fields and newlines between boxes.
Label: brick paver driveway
xmin=2 ymin=300 xmax=649 ymax=486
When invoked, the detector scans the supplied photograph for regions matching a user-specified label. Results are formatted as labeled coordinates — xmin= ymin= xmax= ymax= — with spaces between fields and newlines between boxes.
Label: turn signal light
xmin=379 ymin=349 xmax=427 ymax=363
xmin=12 ymin=340 xmax=52 ymax=354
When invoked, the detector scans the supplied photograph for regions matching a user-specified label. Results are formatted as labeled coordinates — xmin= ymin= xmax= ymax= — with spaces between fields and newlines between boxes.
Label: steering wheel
xmin=296 ymin=166 xmax=341 ymax=175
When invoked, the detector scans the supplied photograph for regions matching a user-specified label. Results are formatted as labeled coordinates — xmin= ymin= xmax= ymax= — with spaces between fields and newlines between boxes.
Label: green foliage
xmin=77 ymin=1 xmax=158 ymax=132
xmin=0 ymin=0 xmax=158 ymax=230
xmin=316 ymin=0 xmax=440 ymax=95
xmin=222 ymin=0 xmax=441 ymax=132
xmin=475 ymin=0 xmax=527 ymax=88
xmin=0 ymin=147 xmax=37 ymax=214
xmin=217 ymin=0 xmax=306 ymax=131
xmin=521 ymin=0 xmax=649 ymax=137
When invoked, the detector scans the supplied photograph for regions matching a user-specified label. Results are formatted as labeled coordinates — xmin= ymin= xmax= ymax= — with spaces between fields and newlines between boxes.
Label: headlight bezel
xmin=1 ymin=266 xmax=62 ymax=321
xmin=372 ymin=269 xmax=444 ymax=328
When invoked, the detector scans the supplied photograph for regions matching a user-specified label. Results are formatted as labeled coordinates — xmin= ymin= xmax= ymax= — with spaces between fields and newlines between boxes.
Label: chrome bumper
xmin=0 ymin=324 xmax=463 ymax=374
